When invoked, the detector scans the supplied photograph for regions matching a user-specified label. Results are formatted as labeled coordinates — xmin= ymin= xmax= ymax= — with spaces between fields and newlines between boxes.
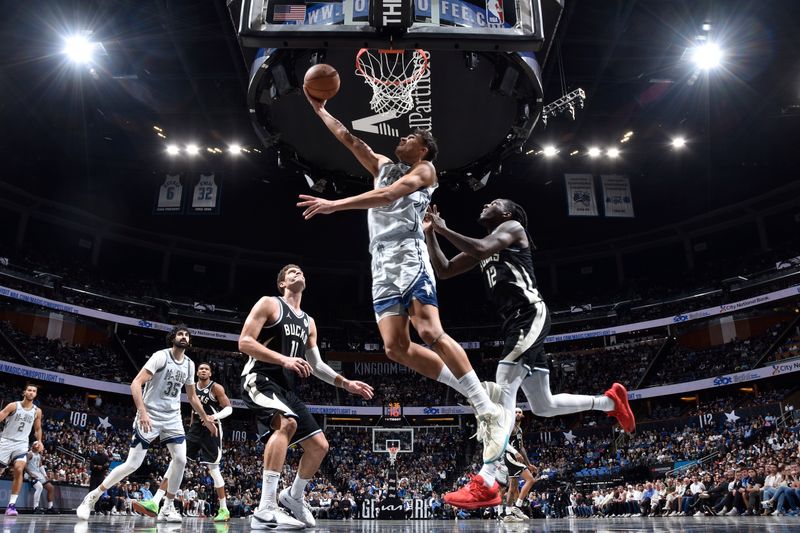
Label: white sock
xmin=152 ymin=489 xmax=165 ymax=505
xmin=478 ymin=463 xmax=496 ymax=487
xmin=164 ymin=497 xmax=173 ymax=509
xmin=437 ymin=365 xmax=468 ymax=396
xmin=9 ymin=494 xmax=18 ymax=506
xmin=594 ymin=395 xmax=615 ymax=412
xmin=261 ymin=470 xmax=280 ymax=510
xmin=459 ymin=371 xmax=495 ymax=417
xmin=48 ymin=500 xmax=54 ymax=509
xmin=218 ymin=497 xmax=227 ymax=510
xmin=515 ymin=498 xmax=524 ymax=507
xmin=89 ymin=487 xmax=103 ymax=499
xmin=289 ymin=475 xmax=310 ymax=500
xmin=495 ymin=504 xmax=502 ymax=513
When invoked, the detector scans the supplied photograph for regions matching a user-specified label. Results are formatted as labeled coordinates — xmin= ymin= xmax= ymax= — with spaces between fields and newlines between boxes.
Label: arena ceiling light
xmin=672 ymin=136 xmax=687 ymax=149
xmin=185 ymin=144 xmax=200 ymax=156
xmin=166 ymin=145 xmax=180 ymax=156
xmin=607 ymin=147 xmax=620 ymax=159
xmin=587 ymin=147 xmax=602 ymax=158
xmin=63 ymin=34 xmax=97 ymax=64
xmin=228 ymin=144 xmax=242 ymax=155
xmin=542 ymin=145 xmax=558 ymax=157
xmin=691 ymin=42 xmax=723 ymax=70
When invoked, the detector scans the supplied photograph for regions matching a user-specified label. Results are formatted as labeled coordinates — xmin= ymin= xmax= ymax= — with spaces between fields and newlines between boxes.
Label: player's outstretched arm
xmin=424 ymin=206 xmax=479 ymax=279
xmin=429 ymin=211 xmax=525 ymax=260
xmin=305 ymin=319 xmax=374 ymax=399
xmin=305 ymin=88 xmax=391 ymax=177
xmin=0 ymin=402 xmax=16 ymax=424
xmin=297 ymin=162 xmax=435 ymax=219
xmin=239 ymin=297 xmax=311 ymax=378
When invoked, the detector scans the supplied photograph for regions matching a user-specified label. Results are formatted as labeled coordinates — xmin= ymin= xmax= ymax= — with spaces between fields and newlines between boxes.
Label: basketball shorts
xmin=495 ymin=462 xmax=509 ymax=487
xmin=0 ymin=440 xmax=28 ymax=468
xmin=504 ymin=450 xmax=526 ymax=478
xmin=131 ymin=413 xmax=185 ymax=448
xmin=371 ymin=238 xmax=438 ymax=322
xmin=26 ymin=468 xmax=47 ymax=484
xmin=241 ymin=372 xmax=322 ymax=446
xmin=187 ymin=420 xmax=223 ymax=464
xmin=500 ymin=299 xmax=551 ymax=369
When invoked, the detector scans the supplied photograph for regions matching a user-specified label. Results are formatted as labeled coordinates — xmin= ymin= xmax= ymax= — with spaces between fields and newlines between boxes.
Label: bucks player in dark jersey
xmin=144 ymin=362 xmax=233 ymax=521
xmin=424 ymin=200 xmax=635 ymax=501
xmin=239 ymin=264 xmax=374 ymax=530
xmin=502 ymin=408 xmax=536 ymax=522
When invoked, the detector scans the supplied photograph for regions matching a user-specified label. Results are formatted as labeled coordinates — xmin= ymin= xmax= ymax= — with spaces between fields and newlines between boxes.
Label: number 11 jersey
xmin=241 ymin=297 xmax=310 ymax=391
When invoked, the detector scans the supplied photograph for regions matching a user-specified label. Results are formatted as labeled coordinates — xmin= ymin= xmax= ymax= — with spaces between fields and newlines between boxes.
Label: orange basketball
xmin=303 ymin=64 xmax=340 ymax=101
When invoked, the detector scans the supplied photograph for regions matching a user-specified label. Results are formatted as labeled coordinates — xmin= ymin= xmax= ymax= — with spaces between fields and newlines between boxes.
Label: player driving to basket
xmin=299 ymin=90 xmax=511 ymax=477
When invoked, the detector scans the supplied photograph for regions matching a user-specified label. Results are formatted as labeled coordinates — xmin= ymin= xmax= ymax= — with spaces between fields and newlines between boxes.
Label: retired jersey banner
xmin=190 ymin=173 xmax=221 ymax=214
xmin=565 ymin=174 xmax=598 ymax=217
xmin=601 ymin=175 xmax=634 ymax=218
xmin=154 ymin=174 xmax=184 ymax=213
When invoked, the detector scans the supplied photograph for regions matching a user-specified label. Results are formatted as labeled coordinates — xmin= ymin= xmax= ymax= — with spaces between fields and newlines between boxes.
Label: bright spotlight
xmin=587 ymin=147 xmax=602 ymax=158
xmin=607 ymin=148 xmax=620 ymax=159
xmin=543 ymin=145 xmax=558 ymax=157
xmin=691 ymin=43 xmax=723 ymax=70
xmin=166 ymin=145 xmax=180 ymax=156
xmin=671 ymin=137 xmax=687 ymax=149
xmin=229 ymin=144 xmax=242 ymax=155
xmin=64 ymin=35 xmax=94 ymax=64
xmin=185 ymin=144 xmax=199 ymax=156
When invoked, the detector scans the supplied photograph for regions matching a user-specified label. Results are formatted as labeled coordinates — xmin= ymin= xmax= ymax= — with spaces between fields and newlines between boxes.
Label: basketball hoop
xmin=355 ymin=48 xmax=429 ymax=116
xmin=388 ymin=446 xmax=399 ymax=465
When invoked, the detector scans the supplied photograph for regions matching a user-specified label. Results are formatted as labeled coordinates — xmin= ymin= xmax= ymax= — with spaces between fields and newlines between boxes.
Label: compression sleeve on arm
xmin=305 ymin=346 xmax=341 ymax=387
xmin=211 ymin=405 xmax=233 ymax=421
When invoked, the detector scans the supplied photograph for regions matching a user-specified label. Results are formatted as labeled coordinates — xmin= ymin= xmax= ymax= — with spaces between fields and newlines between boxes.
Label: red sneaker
xmin=444 ymin=474 xmax=502 ymax=509
xmin=604 ymin=382 xmax=636 ymax=433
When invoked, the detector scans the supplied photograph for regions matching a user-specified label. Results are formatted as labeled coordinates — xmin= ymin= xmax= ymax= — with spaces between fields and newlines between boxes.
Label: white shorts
xmin=27 ymin=469 xmax=46 ymax=483
xmin=371 ymin=238 xmax=438 ymax=321
xmin=0 ymin=439 xmax=28 ymax=468
xmin=132 ymin=413 xmax=185 ymax=448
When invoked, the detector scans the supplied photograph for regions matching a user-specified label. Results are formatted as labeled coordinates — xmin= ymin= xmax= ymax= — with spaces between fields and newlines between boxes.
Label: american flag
xmin=273 ymin=4 xmax=306 ymax=22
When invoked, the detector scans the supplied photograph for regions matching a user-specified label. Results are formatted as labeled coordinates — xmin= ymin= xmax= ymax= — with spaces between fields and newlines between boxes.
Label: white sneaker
xmin=694 ymin=511 xmax=704 ymax=516
xmin=477 ymin=403 xmax=511 ymax=463
xmin=725 ymin=507 xmax=739 ymax=516
xmin=279 ymin=489 xmax=316 ymax=527
xmin=76 ymin=491 xmax=100 ymax=521
xmin=503 ymin=514 xmax=523 ymax=523
xmin=251 ymin=506 xmax=305 ymax=530
xmin=158 ymin=503 xmax=182 ymax=523
xmin=510 ymin=505 xmax=529 ymax=520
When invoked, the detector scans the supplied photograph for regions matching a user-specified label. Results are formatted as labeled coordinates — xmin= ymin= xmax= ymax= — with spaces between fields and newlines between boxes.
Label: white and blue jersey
xmin=367 ymin=161 xmax=438 ymax=320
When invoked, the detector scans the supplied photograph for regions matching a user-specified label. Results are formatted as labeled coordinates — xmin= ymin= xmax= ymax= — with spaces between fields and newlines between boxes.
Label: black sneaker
xmin=33 ymin=508 xmax=44 ymax=514
xmin=45 ymin=507 xmax=58 ymax=514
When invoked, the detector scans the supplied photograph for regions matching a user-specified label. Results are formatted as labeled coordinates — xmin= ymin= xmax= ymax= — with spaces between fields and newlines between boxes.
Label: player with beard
xmin=424 ymin=200 xmax=635 ymax=508
xmin=77 ymin=325 xmax=217 ymax=523
xmin=0 ymin=384 xmax=42 ymax=516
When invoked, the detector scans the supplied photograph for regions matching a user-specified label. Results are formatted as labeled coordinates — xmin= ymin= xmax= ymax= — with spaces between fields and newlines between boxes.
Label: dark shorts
xmin=187 ymin=421 xmax=223 ymax=464
xmin=504 ymin=451 xmax=526 ymax=478
xmin=241 ymin=373 xmax=322 ymax=446
xmin=500 ymin=301 xmax=551 ymax=368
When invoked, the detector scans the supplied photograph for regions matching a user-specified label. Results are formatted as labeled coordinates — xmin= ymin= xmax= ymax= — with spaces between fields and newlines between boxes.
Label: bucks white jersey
xmin=367 ymin=162 xmax=437 ymax=252
xmin=142 ymin=349 xmax=195 ymax=422
xmin=1 ymin=402 xmax=36 ymax=444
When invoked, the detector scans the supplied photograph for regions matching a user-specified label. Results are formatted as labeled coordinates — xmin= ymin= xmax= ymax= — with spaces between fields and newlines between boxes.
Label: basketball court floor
xmin=1 ymin=515 xmax=797 ymax=532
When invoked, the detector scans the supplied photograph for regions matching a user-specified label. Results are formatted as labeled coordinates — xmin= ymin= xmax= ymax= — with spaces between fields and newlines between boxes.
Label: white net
xmin=355 ymin=49 xmax=429 ymax=116
xmin=388 ymin=446 xmax=399 ymax=465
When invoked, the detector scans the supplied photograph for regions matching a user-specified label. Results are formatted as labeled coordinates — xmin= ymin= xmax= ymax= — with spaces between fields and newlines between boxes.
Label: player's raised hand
xmin=297 ymin=194 xmax=337 ymax=219
xmin=282 ymin=356 xmax=312 ymax=378
xmin=344 ymin=379 xmax=374 ymax=400
xmin=303 ymin=87 xmax=326 ymax=113
xmin=425 ymin=205 xmax=447 ymax=232
xmin=202 ymin=416 xmax=218 ymax=437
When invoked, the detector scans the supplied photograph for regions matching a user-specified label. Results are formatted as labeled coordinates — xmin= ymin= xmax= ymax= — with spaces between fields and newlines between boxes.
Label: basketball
xmin=304 ymin=63 xmax=340 ymax=101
